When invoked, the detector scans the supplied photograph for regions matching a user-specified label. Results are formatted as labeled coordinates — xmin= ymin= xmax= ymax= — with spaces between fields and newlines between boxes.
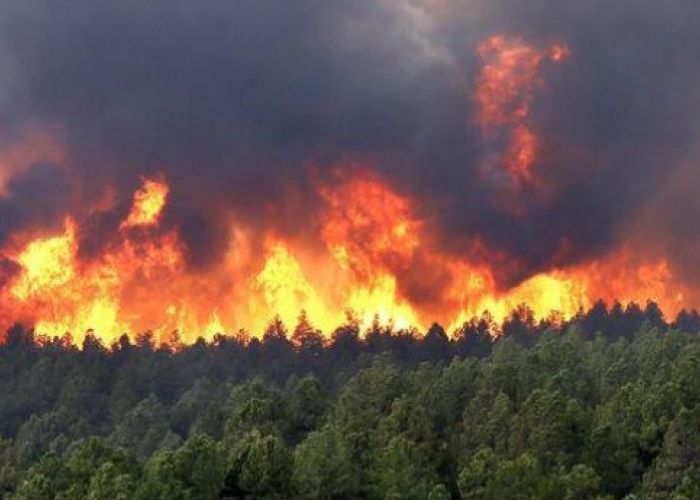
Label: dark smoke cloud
xmin=0 ymin=0 xmax=698 ymax=285
xmin=0 ymin=164 xmax=76 ymax=245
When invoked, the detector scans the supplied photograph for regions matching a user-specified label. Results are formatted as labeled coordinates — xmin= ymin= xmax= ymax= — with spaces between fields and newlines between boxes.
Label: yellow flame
xmin=11 ymin=218 xmax=76 ymax=300
xmin=120 ymin=178 xmax=169 ymax=229
xmin=255 ymin=243 xmax=337 ymax=332
xmin=0 ymin=170 xmax=691 ymax=344
xmin=346 ymin=273 xmax=422 ymax=331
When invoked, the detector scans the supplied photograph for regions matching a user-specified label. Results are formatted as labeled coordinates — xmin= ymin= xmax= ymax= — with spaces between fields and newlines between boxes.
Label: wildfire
xmin=0 ymin=33 xmax=692 ymax=345
xmin=0 ymin=171 xmax=690 ymax=344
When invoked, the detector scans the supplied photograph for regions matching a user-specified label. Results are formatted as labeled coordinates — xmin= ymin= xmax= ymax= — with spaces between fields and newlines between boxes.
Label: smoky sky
xmin=0 ymin=0 xmax=698 ymax=286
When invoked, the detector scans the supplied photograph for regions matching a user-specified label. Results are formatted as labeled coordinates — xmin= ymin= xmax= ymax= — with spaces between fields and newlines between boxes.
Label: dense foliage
xmin=1 ymin=301 xmax=700 ymax=499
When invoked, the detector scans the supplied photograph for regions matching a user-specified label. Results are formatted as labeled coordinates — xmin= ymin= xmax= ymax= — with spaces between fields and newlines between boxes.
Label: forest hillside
xmin=1 ymin=302 xmax=700 ymax=498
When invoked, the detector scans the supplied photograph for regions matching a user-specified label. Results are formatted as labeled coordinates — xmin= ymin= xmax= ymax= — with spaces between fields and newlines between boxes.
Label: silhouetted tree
xmin=503 ymin=304 xmax=538 ymax=346
xmin=674 ymin=309 xmax=700 ymax=334
xmin=421 ymin=323 xmax=451 ymax=362
xmin=454 ymin=313 xmax=495 ymax=357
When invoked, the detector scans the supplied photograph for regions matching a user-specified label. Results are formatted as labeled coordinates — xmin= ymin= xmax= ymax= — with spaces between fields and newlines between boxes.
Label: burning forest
xmin=0 ymin=170 xmax=689 ymax=345
xmin=3 ymin=2 xmax=700 ymax=499
xmin=0 ymin=1 xmax=698 ymax=345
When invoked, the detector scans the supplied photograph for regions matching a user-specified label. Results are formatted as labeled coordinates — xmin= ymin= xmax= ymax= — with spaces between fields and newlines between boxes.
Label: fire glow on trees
xmin=0 ymin=26 xmax=694 ymax=344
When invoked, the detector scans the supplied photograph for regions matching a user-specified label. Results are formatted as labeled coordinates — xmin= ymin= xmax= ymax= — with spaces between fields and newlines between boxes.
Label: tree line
xmin=0 ymin=300 xmax=700 ymax=498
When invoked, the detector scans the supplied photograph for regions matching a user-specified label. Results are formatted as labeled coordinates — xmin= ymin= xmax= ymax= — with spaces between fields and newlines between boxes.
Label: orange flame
xmin=120 ymin=177 xmax=169 ymax=229
xmin=0 ymin=171 xmax=691 ymax=344
xmin=475 ymin=35 xmax=570 ymax=187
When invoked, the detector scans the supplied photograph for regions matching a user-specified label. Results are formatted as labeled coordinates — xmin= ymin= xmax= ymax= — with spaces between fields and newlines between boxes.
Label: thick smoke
xmin=0 ymin=0 xmax=698 ymax=287
xmin=0 ymin=164 xmax=76 ymax=244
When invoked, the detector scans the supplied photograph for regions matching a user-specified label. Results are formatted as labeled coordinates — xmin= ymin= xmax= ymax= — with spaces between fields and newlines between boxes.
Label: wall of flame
xmin=0 ymin=25 xmax=696 ymax=344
